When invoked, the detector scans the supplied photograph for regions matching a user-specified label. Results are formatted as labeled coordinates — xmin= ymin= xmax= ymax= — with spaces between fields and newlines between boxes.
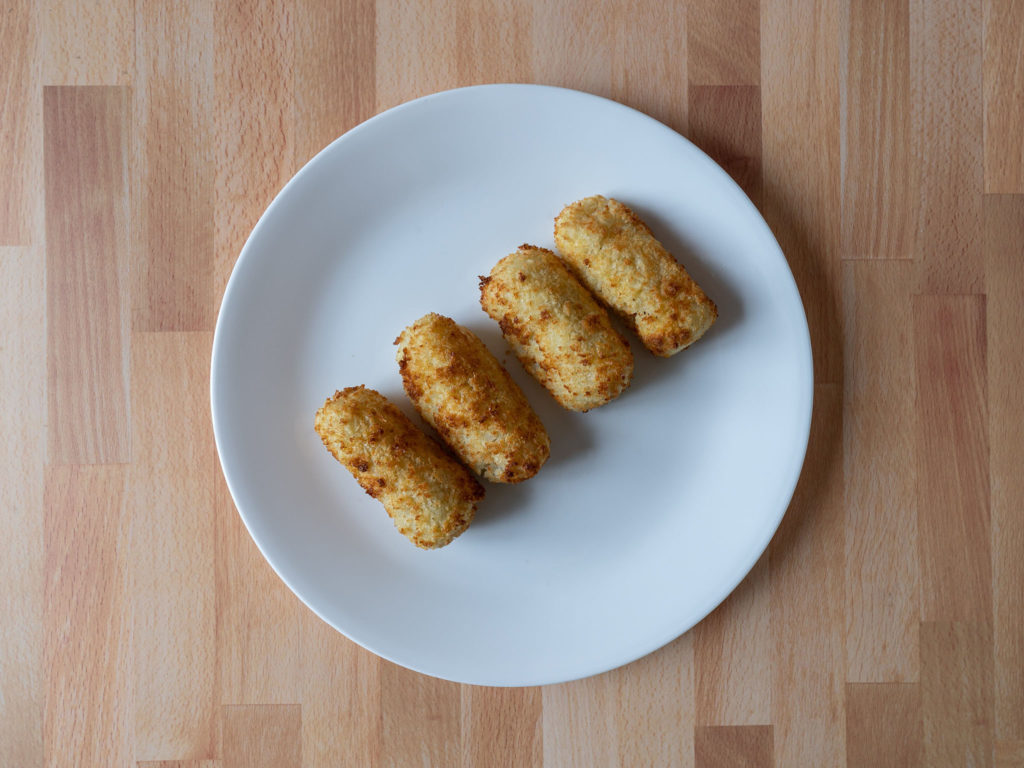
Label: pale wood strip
xmin=461 ymin=687 xmax=542 ymax=768
xmin=41 ymin=0 xmax=133 ymax=85
xmin=0 ymin=0 xmax=39 ymax=244
xmin=984 ymin=194 xmax=1024 ymax=739
xmin=294 ymin=0 xmax=376 ymax=164
xmin=530 ymin=2 xmax=614 ymax=101
xmin=215 ymin=474 xmax=302 ymax=705
xmin=607 ymin=2 xmax=686 ymax=135
xmin=841 ymin=0 xmax=912 ymax=259
xmin=695 ymin=556 xmax=770 ymax=725
xmin=45 ymin=85 xmax=131 ymax=465
xmin=542 ymin=674 xmax=619 ymax=768
xmin=0 ymin=248 xmax=45 ymax=768
xmin=301 ymin=615 xmax=381 ymax=768
xmin=769 ymin=383 xmax=846 ymax=766
xmin=843 ymin=261 xmax=920 ymax=681
xmin=910 ymin=0 xmax=985 ymax=293
xmin=374 ymin=0 xmax=456 ymax=111
xmin=845 ymin=683 xmax=923 ymax=768
xmin=212 ymin=0 xmax=295 ymax=316
xmin=760 ymin=0 xmax=842 ymax=384
xmin=983 ymin=0 xmax=1024 ymax=193
xmin=223 ymin=705 xmax=301 ymax=768
xmin=688 ymin=0 xmax=759 ymax=86
xmin=380 ymin=662 xmax=460 ymax=768
xmin=455 ymin=0 xmax=532 ymax=85
xmin=43 ymin=465 xmax=132 ymax=768
xmin=611 ymin=634 xmax=695 ymax=768
xmin=132 ymin=0 xmax=215 ymax=332
xmin=995 ymin=740 xmax=1024 ymax=768
xmin=694 ymin=726 xmax=773 ymax=768
xmin=914 ymin=295 xmax=992 ymax=623
xmin=138 ymin=762 xmax=220 ymax=768
xmin=688 ymin=85 xmax=761 ymax=207
xmin=921 ymin=622 xmax=995 ymax=768
xmin=130 ymin=332 xmax=218 ymax=761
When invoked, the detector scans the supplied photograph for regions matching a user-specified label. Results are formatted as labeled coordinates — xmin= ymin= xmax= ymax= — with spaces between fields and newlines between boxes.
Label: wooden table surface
xmin=3 ymin=1 xmax=1023 ymax=766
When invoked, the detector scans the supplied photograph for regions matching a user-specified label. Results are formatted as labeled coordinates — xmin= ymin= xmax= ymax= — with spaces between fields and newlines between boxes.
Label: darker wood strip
xmin=914 ymin=295 xmax=992 ymax=623
xmin=841 ymin=0 xmax=912 ymax=258
xmin=462 ymin=687 xmax=542 ymax=768
xmin=295 ymin=0 xmax=376 ymax=164
xmin=223 ymin=705 xmax=301 ymax=768
xmin=43 ymin=465 xmax=132 ymax=767
xmin=44 ymin=85 xmax=131 ymax=465
xmin=380 ymin=662 xmax=460 ymax=768
xmin=984 ymin=194 xmax=1024 ymax=739
xmin=687 ymin=0 xmax=760 ymax=85
xmin=910 ymin=0 xmax=985 ymax=293
xmin=688 ymin=85 xmax=762 ymax=205
xmin=921 ymin=622 xmax=995 ymax=767
xmin=133 ymin=0 xmax=215 ymax=332
xmin=983 ymin=0 xmax=1024 ymax=193
xmin=695 ymin=726 xmax=773 ymax=768
xmin=845 ymin=683 xmax=923 ymax=768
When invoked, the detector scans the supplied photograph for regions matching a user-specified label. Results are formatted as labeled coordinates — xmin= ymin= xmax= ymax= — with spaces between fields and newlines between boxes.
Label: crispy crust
xmin=479 ymin=245 xmax=634 ymax=412
xmin=395 ymin=313 xmax=550 ymax=483
xmin=554 ymin=195 xmax=717 ymax=357
xmin=313 ymin=386 xmax=483 ymax=549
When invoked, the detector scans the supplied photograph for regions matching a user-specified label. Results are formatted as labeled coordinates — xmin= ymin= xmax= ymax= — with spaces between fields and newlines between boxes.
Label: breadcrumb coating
xmin=396 ymin=313 xmax=550 ymax=483
xmin=314 ymin=386 xmax=483 ymax=549
xmin=479 ymin=245 xmax=633 ymax=412
xmin=554 ymin=195 xmax=717 ymax=357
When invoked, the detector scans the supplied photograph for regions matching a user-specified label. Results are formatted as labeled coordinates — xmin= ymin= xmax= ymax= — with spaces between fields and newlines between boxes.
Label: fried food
xmin=479 ymin=245 xmax=633 ymax=412
xmin=554 ymin=195 xmax=717 ymax=357
xmin=396 ymin=313 xmax=549 ymax=483
xmin=314 ymin=386 xmax=483 ymax=549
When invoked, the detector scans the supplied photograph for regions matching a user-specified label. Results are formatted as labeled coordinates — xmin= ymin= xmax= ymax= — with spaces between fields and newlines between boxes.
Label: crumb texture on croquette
xmin=479 ymin=245 xmax=634 ymax=412
xmin=313 ymin=385 xmax=483 ymax=549
xmin=554 ymin=195 xmax=717 ymax=357
xmin=396 ymin=313 xmax=550 ymax=483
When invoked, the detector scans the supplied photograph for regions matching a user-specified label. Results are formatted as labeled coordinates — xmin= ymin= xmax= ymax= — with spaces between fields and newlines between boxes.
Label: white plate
xmin=211 ymin=84 xmax=812 ymax=686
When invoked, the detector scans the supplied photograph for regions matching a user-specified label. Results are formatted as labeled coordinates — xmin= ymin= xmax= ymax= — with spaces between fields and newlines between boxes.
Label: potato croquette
xmin=314 ymin=386 xmax=483 ymax=549
xmin=479 ymin=245 xmax=634 ymax=412
xmin=396 ymin=313 xmax=550 ymax=483
xmin=554 ymin=195 xmax=717 ymax=357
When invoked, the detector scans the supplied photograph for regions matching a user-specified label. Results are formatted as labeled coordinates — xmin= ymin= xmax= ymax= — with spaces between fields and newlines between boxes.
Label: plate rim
xmin=210 ymin=83 xmax=814 ymax=686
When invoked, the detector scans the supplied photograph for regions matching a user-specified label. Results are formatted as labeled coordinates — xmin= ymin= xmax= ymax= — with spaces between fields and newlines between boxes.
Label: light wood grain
xmin=922 ymin=622 xmax=995 ymax=767
xmin=910 ymin=0 xmax=985 ymax=294
xmin=41 ymin=0 xmax=133 ymax=85
xmin=45 ymin=85 xmax=131 ymax=466
xmin=3 ymin=1 xmax=1023 ymax=764
xmin=983 ymin=0 xmax=1024 ymax=193
xmin=695 ymin=555 xmax=770 ymax=726
xmin=223 ymin=705 xmax=301 ymax=768
xmin=914 ymin=295 xmax=992 ymax=623
xmin=43 ymin=465 xmax=133 ymax=767
xmin=462 ymin=686 xmax=542 ymax=768
xmin=0 ymin=248 xmax=45 ymax=768
xmin=841 ymin=0 xmax=912 ymax=259
xmin=843 ymin=262 xmax=919 ymax=682
xmin=845 ymin=683 xmax=923 ymax=768
xmin=985 ymin=195 xmax=1024 ymax=739
xmin=132 ymin=0 xmax=215 ymax=332
xmin=0 ymin=1 xmax=39 ymax=244
xmin=688 ymin=0 xmax=759 ymax=86
xmin=130 ymin=333 xmax=217 ymax=761
xmin=301 ymin=613 xmax=381 ymax=768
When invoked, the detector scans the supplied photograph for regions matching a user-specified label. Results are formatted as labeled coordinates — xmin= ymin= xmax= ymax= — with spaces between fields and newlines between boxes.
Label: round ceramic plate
xmin=211 ymin=84 xmax=812 ymax=686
